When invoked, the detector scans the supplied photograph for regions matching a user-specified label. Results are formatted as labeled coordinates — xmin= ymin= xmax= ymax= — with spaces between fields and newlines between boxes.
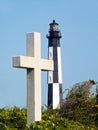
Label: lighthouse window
xmin=50 ymin=25 xmax=53 ymax=31
xmin=49 ymin=52 xmax=52 ymax=59
xmin=54 ymin=25 xmax=58 ymax=31
xmin=49 ymin=52 xmax=51 ymax=57
xmin=49 ymin=76 xmax=51 ymax=82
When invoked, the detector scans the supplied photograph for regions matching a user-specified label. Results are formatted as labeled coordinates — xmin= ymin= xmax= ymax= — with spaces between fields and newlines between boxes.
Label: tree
xmin=60 ymin=80 xmax=97 ymax=125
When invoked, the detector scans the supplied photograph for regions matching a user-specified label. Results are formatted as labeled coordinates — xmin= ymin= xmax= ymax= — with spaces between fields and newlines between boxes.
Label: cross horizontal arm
xmin=41 ymin=59 xmax=54 ymax=71
xmin=12 ymin=56 xmax=54 ymax=71
xmin=13 ymin=56 xmax=36 ymax=69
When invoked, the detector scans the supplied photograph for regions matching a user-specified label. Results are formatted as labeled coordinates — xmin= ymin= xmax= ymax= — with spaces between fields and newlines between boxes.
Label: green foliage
xmin=0 ymin=80 xmax=97 ymax=129
xmin=0 ymin=122 xmax=8 ymax=130
xmin=0 ymin=105 xmax=97 ymax=130
xmin=28 ymin=120 xmax=60 ymax=130
xmin=27 ymin=110 xmax=97 ymax=130
xmin=0 ymin=106 xmax=26 ymax=129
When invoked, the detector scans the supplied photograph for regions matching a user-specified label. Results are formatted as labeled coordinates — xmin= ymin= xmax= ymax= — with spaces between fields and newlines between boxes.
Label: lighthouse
xmin=47 ymin=20 xmax=63 ymax=109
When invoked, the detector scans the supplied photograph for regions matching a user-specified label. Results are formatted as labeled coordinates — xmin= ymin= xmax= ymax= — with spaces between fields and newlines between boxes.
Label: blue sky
xmin=0 ymin=0 xmax=98 ymax=108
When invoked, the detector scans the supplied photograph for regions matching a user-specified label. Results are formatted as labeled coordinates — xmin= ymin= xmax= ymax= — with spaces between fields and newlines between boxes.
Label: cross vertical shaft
xmin=26 ymin=33 xmax=41 ymax=124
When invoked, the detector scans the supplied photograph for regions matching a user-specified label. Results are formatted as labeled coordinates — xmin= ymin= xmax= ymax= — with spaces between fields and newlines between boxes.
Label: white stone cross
xmin=12 ymin=32 xmax=53 ymax=125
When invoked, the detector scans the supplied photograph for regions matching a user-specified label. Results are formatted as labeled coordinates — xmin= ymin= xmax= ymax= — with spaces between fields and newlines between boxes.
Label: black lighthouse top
xmin=47 ymin=20 xmax=62 ymax=46
xmin=47 ymin=20 xmax=62 ymax=39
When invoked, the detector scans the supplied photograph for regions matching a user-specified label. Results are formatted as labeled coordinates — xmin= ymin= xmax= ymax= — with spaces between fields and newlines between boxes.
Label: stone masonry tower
xmin=47 ymin=20 xmax=63 ymax=109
